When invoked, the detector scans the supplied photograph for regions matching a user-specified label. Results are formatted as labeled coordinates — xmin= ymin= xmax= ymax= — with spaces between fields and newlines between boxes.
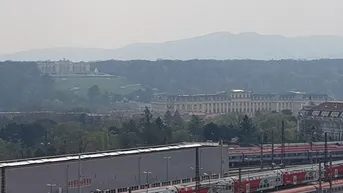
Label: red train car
xmin=272 ymin=179 xmax=343 ymax=193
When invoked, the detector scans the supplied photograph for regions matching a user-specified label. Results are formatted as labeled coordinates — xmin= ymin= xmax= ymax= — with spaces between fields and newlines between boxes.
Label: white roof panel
xmin=27 ymin=160 xmax=45 ymax=164
xmin=137 ymin=149 xmax=151 ymax=153
xmin=122 ymin=150 xmax=140 ymax=154
xmin=168 ymin=146 xmax=181 ymax=149
xmin=103 ymin=152 xmax=119 ymax=156
xmin=66 ymin=156 xmax=79 ymax=160
xmin=82 ymin=154 xmax=104 ymax=158
xmin=4 ymin=161 xmax=30 ymax=167
xmin=154 ymin=147 xmax=170 ymax=151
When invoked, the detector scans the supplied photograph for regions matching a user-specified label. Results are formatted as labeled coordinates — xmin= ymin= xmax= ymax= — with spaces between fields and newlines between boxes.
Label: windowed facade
xmin=152 ymin=90 xmax=330 ymax=116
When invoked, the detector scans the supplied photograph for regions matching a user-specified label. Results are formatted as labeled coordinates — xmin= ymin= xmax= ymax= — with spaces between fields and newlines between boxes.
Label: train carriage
xmin=280 ymin=166 xmax=321 ymax=186
xmin=120 ymin=186 xmax=179 ymax=193
xmin=272 ymin=179 xmax=343 ymax=193
xmin=228 ymin=143 xmax=343 ymax=167
xmin=233 ymin=170 xmax=283 ymax=193
xmin=327 ymin=160 xmax=343 ymax=179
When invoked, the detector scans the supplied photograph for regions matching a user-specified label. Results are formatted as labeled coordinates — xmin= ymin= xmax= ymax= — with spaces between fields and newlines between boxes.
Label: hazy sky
xmin=0 ymin=0 xmax=342 ymax=54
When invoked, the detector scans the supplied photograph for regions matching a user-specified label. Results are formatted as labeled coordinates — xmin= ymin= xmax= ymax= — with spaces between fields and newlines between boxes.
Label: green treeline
xmin=0 ymin=108 xmax=320 ymax=161
xmin=93 ymin=59 xmax=343 ymax=98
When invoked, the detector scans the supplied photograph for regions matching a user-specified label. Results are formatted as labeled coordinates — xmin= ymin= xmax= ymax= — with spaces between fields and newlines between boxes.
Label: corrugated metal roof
xmin=0 ymin=143 xmax=213 ymax=168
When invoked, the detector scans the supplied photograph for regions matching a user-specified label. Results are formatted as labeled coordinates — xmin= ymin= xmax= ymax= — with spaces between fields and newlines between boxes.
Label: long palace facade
xmin=152 ymin=89 xmax=331 ymax=116
xmin=37 ymin=59 xmax=91 ymax=75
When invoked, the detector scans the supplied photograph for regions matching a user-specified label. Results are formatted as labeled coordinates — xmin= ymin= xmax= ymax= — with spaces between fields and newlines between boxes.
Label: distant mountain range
xmin=2 ymin=32 xmax=343 ymax=61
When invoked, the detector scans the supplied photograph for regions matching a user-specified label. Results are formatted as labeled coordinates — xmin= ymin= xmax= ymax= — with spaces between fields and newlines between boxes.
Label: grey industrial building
xmin=0 ymin=143 xmax=228 ymax=193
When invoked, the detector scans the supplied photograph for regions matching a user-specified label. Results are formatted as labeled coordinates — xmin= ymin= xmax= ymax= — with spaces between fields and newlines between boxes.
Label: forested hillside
xmin=0 ymin=62 xmax=55 ymax=110
xmin=2 ymin=59 xmax=343 ymax=111
xmin=93 ymin=59 xmax=343 ymax=99
xmin=0 ymin=61 xmax=152 ymax=111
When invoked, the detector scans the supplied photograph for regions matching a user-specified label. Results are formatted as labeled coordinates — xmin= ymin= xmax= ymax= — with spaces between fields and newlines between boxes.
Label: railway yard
xmin=1 ymin=141 xmax=343 ymax=193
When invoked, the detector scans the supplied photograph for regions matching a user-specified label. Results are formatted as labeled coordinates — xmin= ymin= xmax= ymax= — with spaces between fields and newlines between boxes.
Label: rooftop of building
xmin=312 ymin=102 xmax=343 ymax=112
xmin=153 ymin=90 xmax=330 ymax=101
xmin=0 ymin=142 xmax=220 ymax=168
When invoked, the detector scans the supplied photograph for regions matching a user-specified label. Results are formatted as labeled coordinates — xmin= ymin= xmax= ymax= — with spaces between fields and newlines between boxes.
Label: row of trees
xmin=0 ymin=108 xmax=316 ymax=161
xmin=87 ymin=85 xmax=153 ymax=104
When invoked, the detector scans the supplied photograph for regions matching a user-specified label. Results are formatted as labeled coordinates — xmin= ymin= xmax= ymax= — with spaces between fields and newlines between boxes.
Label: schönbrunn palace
xmin=151 ymin=89 xmax=332 ymax=116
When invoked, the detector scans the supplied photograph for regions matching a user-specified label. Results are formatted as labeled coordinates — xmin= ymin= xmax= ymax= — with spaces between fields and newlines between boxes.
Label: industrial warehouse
xmin=2 ymin=140 xmax=343 ymax=193
xmin=0 ymin=143 xmax=227 ymax=193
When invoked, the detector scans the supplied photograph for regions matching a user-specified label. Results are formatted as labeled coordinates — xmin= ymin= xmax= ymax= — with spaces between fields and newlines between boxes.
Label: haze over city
xmin=1 ymin=0 xmax=343 ymax=54
xmin=2 ymin=1 xmax=343 ymax=193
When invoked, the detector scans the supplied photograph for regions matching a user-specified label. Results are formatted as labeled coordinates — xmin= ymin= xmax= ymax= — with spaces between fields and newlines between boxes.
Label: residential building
xmin=152 ymin=89 xmax=330 ymax=116
xmin=298 ymin=101 xmax=343 ymax=140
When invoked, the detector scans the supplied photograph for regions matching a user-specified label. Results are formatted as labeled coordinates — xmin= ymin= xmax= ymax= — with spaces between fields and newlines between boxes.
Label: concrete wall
xmin=4 ymin=146 xmax=228 ymax=193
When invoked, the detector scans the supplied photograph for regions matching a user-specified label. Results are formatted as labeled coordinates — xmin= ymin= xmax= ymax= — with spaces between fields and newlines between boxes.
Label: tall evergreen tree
xmin=173 ymin=110 xmax=184 ymax=125
xmin=188 ymin=115 xmax=204 ymax=140
xmin=239 ymin=115 xmax=257 ymax=145
xmin=163 ymin=110 xmax=173 ymax=126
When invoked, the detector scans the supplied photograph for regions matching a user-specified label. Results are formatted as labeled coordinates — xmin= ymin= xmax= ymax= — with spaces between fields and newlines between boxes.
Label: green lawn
xmin=54 ymin=75 xmax=142 ymax=96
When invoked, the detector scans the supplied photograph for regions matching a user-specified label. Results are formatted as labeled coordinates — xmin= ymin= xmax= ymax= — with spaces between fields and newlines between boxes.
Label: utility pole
xmin=138 ymin=157 xmax=142 ymax=185
xmin=164 ymin=157 xmax=171 ymax=182
xmin=220 ymin=139 xmax=223 ymax=178
xmin=325 ymin=132 xmax=328 ymax=181
xmin=195 ymin=147 xmax=200 ymax=193
xmin=238 ymin=168 xmax=242 ymax=193
xmin=319 ymin=162 xmax=322 ymax=193
xmin=143 ymin=171 xmax=151 ymax=193
xmin=260 ymin=133 xmax=263 ymax=170
xmin=78 ymin=153 xmax=82 ymax=193
xmin=66 ymin=164 xmax=69 ymax=193
xmin=271 ymin=129 xmax=275 ymax=169
xmin=204 ymin=173 xmax=211 ymax=187
xmin=329 ymin=155 xmax=333 ymax=193
xmin=281 ymin=120 xmax=285 ymax=168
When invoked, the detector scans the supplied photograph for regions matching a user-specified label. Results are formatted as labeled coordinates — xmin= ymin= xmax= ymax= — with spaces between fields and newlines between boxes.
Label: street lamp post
xmin=47 ymin=183 xmax=56 ymax=193
xmin=143 ymin=171 xmax=152 ymax=193
xmin=164 ymin=157 xmax=171 ymax=182
xmin=78 ymin=153 xmax=82 ymax=193
xmin=95 ymin=189 xmax=109 ymax=193
xmin=40 ymin=141 xmax=51 ymax=156
xmin=203 ymin=173 xmax=212 ymax=187
xmin=244 ymin=158 xmax=252 ymax=179
xmin=190 ymin=167 xmax=203 ymax=178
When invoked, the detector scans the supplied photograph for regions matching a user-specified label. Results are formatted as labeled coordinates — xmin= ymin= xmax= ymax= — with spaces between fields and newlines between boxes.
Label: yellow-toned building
xmin=152 ymin=89 xmax=331 ymax=116
xmin=37 ymin=59 xmax=91 ymax=75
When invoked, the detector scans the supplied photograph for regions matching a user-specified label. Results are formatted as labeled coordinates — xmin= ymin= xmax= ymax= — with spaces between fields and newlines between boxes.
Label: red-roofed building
xmin=298 ymin=101 xmax=343 ymax=141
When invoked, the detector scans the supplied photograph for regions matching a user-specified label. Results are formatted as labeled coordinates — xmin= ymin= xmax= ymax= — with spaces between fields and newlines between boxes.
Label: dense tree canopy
xmin=0 ymin=62 xmax=54 ymax=110
xmin=0 ymin=108 xmax=325 ymax=161
xmin=92 ymin=59 xmax=343 ymax=99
